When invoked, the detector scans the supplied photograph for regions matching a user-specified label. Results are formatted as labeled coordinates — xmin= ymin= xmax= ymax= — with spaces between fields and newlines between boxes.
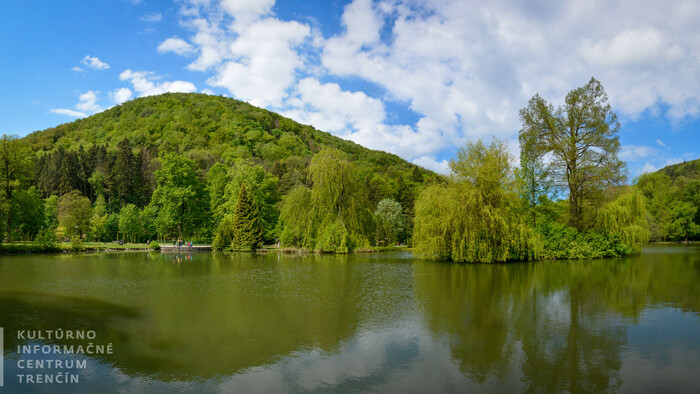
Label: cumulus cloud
xmin=52 ymin=90 xmax=103 ymax=118
xmin=50 ymin=108 xmax=87 ymax=118
xmin=81 ymin=55 xmax=110 ymax=70
xmin=76 ymin=90 xmax=102 ymax=113
xmin=110 ymin=87 xmax=133 ymax=105
xmin=412 ymin=156 xmax=451 ymax=175
xmin=119 ymin=69 xmax=197 ymax=97
xmin=656 ymin=139 xmax=665 ymax=147
xmin=619 ymin=145 xmax=657 ymax=162
xmin=158 ymin=38 xmax=194 ymax=55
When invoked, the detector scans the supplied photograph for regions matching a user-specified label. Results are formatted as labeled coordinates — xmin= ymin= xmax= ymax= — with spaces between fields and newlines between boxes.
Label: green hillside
xmin=636 ymin=158 xmax=700 ymax=241
xmin=3 ymin=93 xmax=437 ymax=249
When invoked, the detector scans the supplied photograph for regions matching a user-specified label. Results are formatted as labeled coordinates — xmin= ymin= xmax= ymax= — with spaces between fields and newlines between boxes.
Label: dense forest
xmin=1 ymin=82 xmax=698 ymax=259
xmin=1 ymin=93 xmax=435 ymax=251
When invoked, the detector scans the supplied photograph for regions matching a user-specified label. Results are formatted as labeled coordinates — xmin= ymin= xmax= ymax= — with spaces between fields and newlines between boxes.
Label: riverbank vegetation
xmin=1 ymin=84 xmax=697 ymax=260
xmin=414 ymin=79 xmax=656 ymax=262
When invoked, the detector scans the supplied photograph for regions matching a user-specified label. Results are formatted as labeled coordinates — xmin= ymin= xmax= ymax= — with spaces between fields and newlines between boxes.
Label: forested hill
xmin=8 ymin=92 xmax=437 ymax=247
xmin=24 ymin=93 xmax=430 ymax=178
xmin=636 ymin=158 xmax=700 ymax=242
xmin=659 ymin=158 xmax=700 ymax=180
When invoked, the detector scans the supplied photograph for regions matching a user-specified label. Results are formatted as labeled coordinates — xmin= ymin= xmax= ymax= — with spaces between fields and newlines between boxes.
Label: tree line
xmin=1 ymin=83 xmax=697 ymax=257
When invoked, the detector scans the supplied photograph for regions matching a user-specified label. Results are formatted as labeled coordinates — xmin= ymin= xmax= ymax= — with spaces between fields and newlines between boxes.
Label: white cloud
xmin=221 ymin=0 xmax=275 ymax=28
xmin=158 ymin=38 xmax=194 ymax=55
xmin=141 ymin=13 xmax=163 ymax=23
xmin=640 ymin=162 xmax=657 ymax=174
xmin=50 ymin=108 xmax=87 ymax=118
xmin=201 ymin=88 xmax=215 ymax=95
xmin=51 ymin=90 xmax=102 ymax=118
xmin=81 ymin=55 xmax=110 ymax=70
xmin=71 ymin=66 xmax=84 ymax=72
xmin=205 ymin=18 xmax=310 ymax=107
xmin=656 ymin=139 xmax=665 ymax=147
xmin=412 ymin=156 xmax=450 ymax=175
xmin=119 ymin=69 xmax=197 ymax=97
xmin=76 ymin=90 xmax=102 ymax=113
xmin=110 ymin=88 xmax=133 ymax=105
xmin=619 ymin=145 xmax=657 ymax=162
xmin=664 ymin=157 xmax=683 ymax=166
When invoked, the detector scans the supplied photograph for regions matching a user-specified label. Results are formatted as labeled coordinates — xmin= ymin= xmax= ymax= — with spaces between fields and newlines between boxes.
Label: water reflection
xmin=0 ymin=247 xmax=698 ymax=392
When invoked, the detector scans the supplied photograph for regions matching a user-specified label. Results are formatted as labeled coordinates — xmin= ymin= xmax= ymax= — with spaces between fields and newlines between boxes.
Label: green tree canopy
xmin=148 ymin=153 xmax=208 ymax=238
xmin=0 ymin=135 xmax=33 ymax=241
xmin=519 ymin=78 xmax=625 ymax=231
xmin=414 ymin=139 xmax=541 ymax=263
xmin=118 ymin=204 xmax=141 ymax=243
xmin=57 ymin=190 xmax=92 ymax=237
xmin=375 ymin=198 xmax=405 ymax=245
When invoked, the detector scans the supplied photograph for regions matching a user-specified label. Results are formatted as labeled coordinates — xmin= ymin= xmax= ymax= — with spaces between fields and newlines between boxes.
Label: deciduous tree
xmin=520 ymin=78 xmax=625 ymax=230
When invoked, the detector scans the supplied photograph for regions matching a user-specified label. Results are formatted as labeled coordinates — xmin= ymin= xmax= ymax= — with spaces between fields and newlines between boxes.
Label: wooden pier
xmin=159 ymin=245 xmax=212 ymax=252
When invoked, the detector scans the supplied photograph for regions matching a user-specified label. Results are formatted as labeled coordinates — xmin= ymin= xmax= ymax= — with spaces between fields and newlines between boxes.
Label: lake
xmin=0 ymin=246 xmax=699 ymax=393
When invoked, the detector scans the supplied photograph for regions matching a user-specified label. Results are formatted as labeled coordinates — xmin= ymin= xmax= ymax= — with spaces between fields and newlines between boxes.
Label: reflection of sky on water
xmin=2 ymin=248 xmax=700 ymax=393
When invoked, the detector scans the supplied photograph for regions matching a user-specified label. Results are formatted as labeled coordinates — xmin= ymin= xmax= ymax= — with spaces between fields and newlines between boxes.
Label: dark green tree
xmin=0 ymin=135 xmax=33 ymax=241
xmin=230 ymin=183 xmax=263 ymax=251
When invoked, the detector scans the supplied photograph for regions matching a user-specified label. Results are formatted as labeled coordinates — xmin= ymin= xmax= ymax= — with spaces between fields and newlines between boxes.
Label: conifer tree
xmin=230 ymin=183 xmax=263 ymax=251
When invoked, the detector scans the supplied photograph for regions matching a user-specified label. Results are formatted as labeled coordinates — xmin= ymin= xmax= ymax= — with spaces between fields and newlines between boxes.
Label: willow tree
xmin=414 ymin=139 xmax=541 ymax=263
xmin=519 ymin=78 xmax=625 ymax=231
xmin=596 ymin=188 xmax=649 ymax=252
xmin=279 ymin=148 xmax=372 ymax=252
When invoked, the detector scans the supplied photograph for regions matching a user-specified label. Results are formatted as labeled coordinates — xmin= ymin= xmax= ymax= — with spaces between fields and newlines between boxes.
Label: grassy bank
xmin=0 ymin=242 xmax=158 ymax=254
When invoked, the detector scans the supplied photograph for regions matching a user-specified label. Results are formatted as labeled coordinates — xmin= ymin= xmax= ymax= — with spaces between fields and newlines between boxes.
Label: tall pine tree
xmin=230 ymin=183 xmax=263 ymax=251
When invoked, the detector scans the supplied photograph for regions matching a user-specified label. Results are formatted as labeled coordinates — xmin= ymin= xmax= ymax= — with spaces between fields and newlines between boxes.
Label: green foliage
xmin=212 ymin=215 xmax=235 ymax=251
xmin=636 ymin=163 xmax=700 ymax=241
xmin=70 ymin=235 xmax=84 ymax=252
xmin=279 ymin=186 xmax=313 ymax=248
xmin=11 ymin=186 xmax=45 ymax=240
xmin=216 ymin=159 xmax=279 ymax=242
xmin=667 ymin=202 xmax=699 ymax=241
xmin=149 ymin=153 xmax=208 ymax=238
xmin=16 ymin=93 xmax=431 ymax=248
xmin=596 ymin=188 xmax=650 ymax=252
xmin=415 ymin=140 xmax=542 ymax=263
xmin=0 ymin=134 xmax=34 ymax=241
xmin=375 ymin=198 xmax=405 ymax=245
xmin=229 ymin=183 xmax=263 ymax=251
xmin=149 ymin=240 xmax=160 ymax=250
xmin=118 ymin=204 xmax=141 ymax=243
xmin=519 ymin=78 xmax=625 ymax=231
xmin=279 ymin=148 xmax=373 ymax=252
xmin=33 ymin=227 xmax=58 ymax=251
xmin=57 ymin=190 xmax=92 ymax=237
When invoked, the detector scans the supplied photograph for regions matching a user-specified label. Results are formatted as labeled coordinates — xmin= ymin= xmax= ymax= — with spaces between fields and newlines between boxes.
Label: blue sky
xmin=1 ymin=0 xmax=698 ymax=177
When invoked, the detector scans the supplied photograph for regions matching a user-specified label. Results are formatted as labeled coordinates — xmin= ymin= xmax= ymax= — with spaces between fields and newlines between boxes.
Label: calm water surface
xmin=0 ymin=246 xmax=699 ymax=393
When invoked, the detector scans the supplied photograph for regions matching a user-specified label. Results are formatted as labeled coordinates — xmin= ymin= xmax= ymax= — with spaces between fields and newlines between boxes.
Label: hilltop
xmin=23 ymin=93 xmax=430 ymax=179
xmin=8 ymin=93 xmax=436 ymax=247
